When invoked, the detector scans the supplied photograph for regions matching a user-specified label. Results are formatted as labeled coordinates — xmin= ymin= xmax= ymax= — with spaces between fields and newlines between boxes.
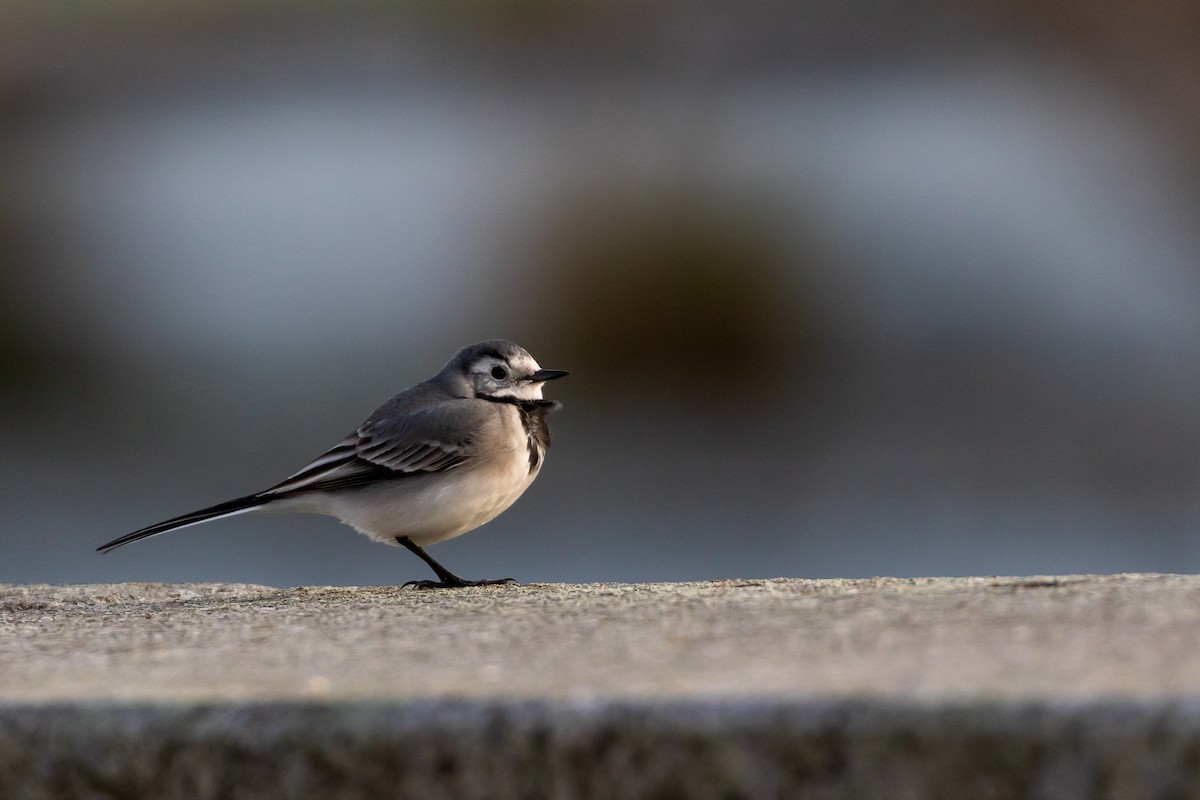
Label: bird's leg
xmin=395 ymin=536 xmax=516 ymax=589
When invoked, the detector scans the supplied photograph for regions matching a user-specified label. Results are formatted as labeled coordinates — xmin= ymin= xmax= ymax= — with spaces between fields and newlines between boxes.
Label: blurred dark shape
xmin=0 ymin=213 xmax=41 ymax=391
xmin=944 ymin=0 xmax=1200 ymax=182
xmin=0 ymin=209 xmax=97 ymax=405
xmin=535 ymin=188 xmax=829 ymax=405
xmin=0 ymin=86 xmax=112 ymax=408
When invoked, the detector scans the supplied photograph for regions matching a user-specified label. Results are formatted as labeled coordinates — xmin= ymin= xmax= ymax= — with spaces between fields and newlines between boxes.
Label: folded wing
xmin=262 ymin=399 xmax=487 ymax=496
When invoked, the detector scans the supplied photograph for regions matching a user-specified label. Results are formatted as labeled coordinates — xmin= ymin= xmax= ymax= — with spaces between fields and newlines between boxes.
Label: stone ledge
xmin=3 ymin=574 xmax=1200 ymax=798
xmin=3 ymin=699 xmax=1200 ymax=800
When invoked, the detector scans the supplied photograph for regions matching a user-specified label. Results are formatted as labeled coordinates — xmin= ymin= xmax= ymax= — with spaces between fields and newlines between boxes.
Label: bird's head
xmin=444 ymin=340 xmax=568 ymax=401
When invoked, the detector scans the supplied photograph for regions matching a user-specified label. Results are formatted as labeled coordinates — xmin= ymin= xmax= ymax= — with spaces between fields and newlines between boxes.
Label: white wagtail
xmin=97 ymin=340 xmax=568 ymax=588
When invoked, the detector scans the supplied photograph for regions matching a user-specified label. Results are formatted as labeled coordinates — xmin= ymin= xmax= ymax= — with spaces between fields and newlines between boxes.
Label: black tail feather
xmin=97 ymin=494 xmax=267 ymax=553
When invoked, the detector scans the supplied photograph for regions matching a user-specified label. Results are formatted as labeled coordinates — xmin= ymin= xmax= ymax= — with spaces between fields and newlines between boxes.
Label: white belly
xmin=275 ymin=449 xmax=541 ymax=547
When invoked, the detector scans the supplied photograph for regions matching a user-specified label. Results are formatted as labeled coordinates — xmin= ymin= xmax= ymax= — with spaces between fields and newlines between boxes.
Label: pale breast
xmin=322 ymin=403 xmax=543 ymax=547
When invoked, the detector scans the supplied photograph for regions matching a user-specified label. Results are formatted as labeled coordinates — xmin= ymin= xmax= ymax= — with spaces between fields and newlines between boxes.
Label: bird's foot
xmin=402 ymin=577 xmax=518 ymax=590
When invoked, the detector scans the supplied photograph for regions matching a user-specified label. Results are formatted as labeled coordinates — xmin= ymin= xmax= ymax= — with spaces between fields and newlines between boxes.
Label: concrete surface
xmin=3 ymin=574 xmax=1200 ymax=798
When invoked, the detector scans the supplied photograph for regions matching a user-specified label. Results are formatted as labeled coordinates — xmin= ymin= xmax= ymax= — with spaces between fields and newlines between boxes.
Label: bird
xmin=97 ymin=340 xmax=568 ymax=588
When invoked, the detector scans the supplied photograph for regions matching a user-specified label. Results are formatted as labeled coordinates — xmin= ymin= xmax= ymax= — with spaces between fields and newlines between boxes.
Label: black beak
xmin=528 ymin=369 xmax=569 ymax=383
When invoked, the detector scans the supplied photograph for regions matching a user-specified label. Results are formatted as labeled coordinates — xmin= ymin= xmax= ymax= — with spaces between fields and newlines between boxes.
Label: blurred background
xmin=4 ymin=0 xmax=1200 ymax=586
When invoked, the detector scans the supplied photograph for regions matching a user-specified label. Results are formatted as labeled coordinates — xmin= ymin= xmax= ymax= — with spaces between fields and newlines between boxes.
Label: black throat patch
xmin=477 ymin=395 xmax=559 ymax=472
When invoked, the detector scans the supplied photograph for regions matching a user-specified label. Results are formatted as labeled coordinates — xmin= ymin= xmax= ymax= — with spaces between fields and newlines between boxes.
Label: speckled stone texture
xmin=3 ymin=575 xmax=1200 ymax=798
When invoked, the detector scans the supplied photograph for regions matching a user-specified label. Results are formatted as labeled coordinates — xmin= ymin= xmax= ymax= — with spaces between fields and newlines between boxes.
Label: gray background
xmin=4 ymin=1 xmax=1200 ymax=586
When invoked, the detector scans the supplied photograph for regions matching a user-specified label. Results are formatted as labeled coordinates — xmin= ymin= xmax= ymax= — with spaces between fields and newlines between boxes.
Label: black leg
xmin=395 ymin=536 xmax=516 ymax=589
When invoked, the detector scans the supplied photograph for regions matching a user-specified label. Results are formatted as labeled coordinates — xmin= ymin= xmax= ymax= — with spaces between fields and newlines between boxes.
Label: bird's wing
xmin=260 ymin=399 xmax=490 ymax=496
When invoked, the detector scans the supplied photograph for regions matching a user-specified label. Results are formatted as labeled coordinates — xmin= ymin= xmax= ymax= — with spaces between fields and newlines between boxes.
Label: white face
xmin=470 ymin=354 xmax=546 ymax=400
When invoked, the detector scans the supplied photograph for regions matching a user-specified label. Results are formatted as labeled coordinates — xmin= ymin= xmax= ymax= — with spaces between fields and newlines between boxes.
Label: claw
xmin=402 ymin=577 xmax=517 ymax=590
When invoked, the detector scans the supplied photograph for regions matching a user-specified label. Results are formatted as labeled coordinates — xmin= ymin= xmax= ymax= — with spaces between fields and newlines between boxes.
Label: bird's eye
xmin=490 ymin=366 xmax=508 ymax=380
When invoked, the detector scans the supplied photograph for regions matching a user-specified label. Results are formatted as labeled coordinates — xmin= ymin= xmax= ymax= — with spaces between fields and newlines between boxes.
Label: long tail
xmin=97 ymin=494 xmax=268 ymax=553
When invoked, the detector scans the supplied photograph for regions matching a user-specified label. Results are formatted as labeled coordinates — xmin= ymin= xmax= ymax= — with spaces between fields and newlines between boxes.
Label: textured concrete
xmin=3 ymin=574 xmax=1200 ymax=798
